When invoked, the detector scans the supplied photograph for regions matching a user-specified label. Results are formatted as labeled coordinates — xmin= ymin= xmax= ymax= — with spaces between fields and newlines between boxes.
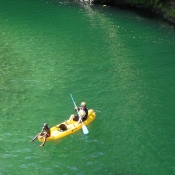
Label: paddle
xmin=70 ymin=93 xmax=89 ymax=134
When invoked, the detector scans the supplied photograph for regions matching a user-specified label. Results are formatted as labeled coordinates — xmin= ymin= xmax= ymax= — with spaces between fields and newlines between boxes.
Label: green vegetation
xmin=128 ymin=0 xmax=175 ymax=18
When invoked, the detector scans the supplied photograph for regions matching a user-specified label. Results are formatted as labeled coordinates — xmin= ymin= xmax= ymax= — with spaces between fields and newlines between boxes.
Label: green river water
xmin=0 ymin=0 xmax=175 ymax=175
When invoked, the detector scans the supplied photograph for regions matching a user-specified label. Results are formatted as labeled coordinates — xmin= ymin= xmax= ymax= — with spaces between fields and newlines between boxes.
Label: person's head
xmin=43 ymin=123 xmax=48 ymax=127
xmin=81 ymin=102 xmax=86 ymax=108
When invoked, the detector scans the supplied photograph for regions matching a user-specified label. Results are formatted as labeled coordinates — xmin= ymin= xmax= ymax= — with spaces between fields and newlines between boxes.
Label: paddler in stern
xmin=65 ymin=102 xmax=88 ymax=125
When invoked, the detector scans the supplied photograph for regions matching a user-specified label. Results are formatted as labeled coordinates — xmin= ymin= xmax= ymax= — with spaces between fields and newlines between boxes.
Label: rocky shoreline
xmin=93 ymin=0 xmax=175 ymax=26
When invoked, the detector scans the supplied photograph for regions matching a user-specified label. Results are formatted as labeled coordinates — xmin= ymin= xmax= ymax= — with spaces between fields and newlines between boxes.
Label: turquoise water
xmin=0 ymin=0 xmax=175 ymax=174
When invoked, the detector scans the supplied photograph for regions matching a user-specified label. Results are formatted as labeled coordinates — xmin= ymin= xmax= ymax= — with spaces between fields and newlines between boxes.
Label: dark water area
xmin=0 ymin=0 xmax=175 ymax=174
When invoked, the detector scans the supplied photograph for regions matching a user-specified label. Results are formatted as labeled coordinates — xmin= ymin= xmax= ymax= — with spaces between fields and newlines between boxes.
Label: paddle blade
xmin=82 ymin=124 xmax=89 ymax=134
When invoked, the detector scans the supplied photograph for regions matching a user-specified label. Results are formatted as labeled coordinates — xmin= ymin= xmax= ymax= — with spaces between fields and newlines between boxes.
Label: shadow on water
xmin=116 ymin=5 xmax=155 ymax=18
xmin=94 ymin=2 xmax=175 ymax=27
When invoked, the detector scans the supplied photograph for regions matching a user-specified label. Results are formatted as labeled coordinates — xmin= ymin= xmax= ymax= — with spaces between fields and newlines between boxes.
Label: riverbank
xmin=93 ymin=0 xmax=175 ymax=26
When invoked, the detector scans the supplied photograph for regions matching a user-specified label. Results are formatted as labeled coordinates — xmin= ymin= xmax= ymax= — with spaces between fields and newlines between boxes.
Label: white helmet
xmin=81 ymin=102 xmax=86 ymax=107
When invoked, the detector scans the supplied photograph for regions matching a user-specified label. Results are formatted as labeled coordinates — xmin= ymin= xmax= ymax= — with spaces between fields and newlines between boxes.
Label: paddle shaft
xmin=70 ymin=94 xmax=89 ymax=134
xmin=70 ymin=94 xmax=78 ymax=109
xmin=70 ymin=93 xmax=82 ymax=121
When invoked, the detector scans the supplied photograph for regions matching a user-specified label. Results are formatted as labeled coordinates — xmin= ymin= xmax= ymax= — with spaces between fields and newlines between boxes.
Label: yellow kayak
xmin=38 ymin=109 xmax=96 ymax=142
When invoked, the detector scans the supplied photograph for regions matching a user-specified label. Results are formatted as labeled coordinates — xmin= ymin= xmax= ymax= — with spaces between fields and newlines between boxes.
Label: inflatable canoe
xmin=38 ymin=109 xmax=96 ymax=142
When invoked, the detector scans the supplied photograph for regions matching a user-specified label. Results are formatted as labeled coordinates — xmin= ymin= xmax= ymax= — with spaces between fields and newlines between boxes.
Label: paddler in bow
xmin=30 ymin=123 xmax=50 ymax=147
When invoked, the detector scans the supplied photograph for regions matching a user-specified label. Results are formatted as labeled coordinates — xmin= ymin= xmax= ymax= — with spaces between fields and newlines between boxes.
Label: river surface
xmin=0 ymin=0 xmax=175 ymax=175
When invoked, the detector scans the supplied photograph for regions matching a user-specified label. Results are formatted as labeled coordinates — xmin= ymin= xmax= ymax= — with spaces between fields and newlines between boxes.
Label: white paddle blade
xmin=82 ymin=124 xmax=89 ymax=134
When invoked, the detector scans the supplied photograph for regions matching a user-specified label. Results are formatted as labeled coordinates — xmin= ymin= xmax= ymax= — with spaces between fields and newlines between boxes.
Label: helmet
xmin=81 ymin=102 xmax=86 ymax=107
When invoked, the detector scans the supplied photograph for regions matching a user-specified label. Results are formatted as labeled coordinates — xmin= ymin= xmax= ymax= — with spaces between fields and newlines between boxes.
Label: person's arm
xmin=74 ymin=107 xmax=80 ymax=112
xmin=40 ymin=127 xmax=44 ymax=134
